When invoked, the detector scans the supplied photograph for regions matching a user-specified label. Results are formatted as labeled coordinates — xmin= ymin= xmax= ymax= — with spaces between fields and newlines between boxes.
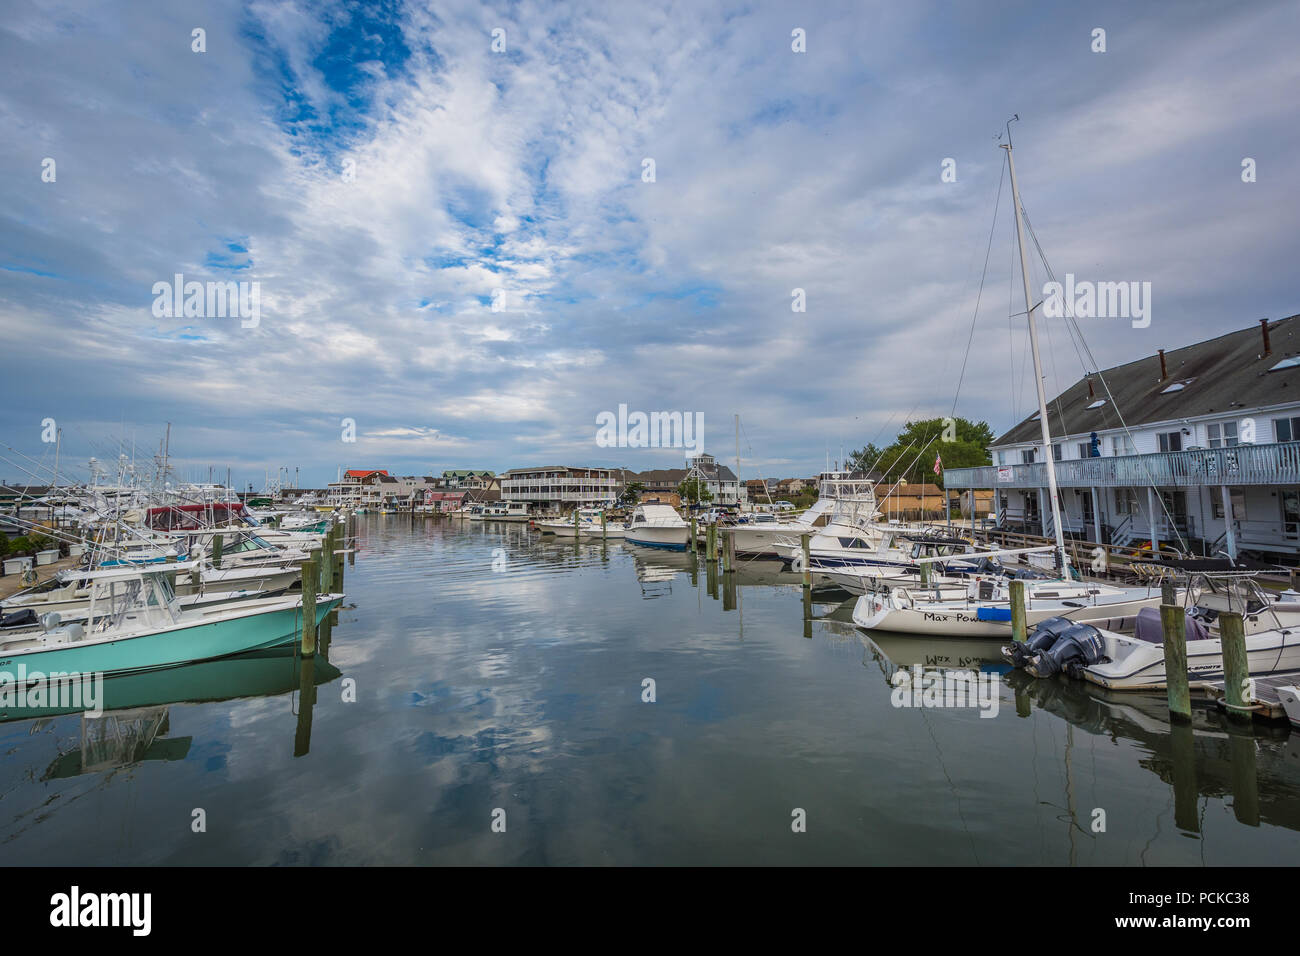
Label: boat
xmin=1008 ymin=573 xmax=1300 ymax=690
xmin=624 ymin=504 xmax=689 ymax=550
xmin=535 ymin=509 xmax=626 ymax=538
xmin=853 ymin=575 xmax=1164 ymax=637
xmin=1280 ymin=684 xmax=1300 ymax=728
xmin=0 ymin=564 xmax=341 ymax=678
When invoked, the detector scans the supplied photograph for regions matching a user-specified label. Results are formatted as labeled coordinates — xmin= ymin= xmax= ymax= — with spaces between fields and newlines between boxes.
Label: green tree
xmin=852 ymin=417 xmax=993 ymax=489
xmin=677 ymin=478 xmax=713 ymax=505
xmin=620 ymin=481 xmax=645 ymax=506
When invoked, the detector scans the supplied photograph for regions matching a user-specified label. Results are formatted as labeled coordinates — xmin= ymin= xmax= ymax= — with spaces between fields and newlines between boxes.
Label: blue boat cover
xmin=976 ymin=606 xmax=1013 ymax=622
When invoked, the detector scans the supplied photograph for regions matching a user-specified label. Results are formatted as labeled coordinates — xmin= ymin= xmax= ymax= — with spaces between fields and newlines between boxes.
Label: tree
xmin=851 ymin=417 xmax=993 ymax=489
xmin=620 ymin=481 xmax=645 ymax=506
xmin=677 ymin=478 xmax=713 ymax=505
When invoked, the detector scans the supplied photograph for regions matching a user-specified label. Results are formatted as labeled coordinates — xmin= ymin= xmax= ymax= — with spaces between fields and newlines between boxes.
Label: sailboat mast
xmin=1002 ymin=132 xmax=1069 ymax=574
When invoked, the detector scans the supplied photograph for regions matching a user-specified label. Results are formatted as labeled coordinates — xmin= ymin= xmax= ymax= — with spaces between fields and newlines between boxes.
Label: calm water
xmin=2 ymin=516 xmax=1298 ymax=865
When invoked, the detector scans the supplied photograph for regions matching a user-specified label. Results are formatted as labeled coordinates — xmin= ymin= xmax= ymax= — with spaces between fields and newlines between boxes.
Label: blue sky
xmin=1 ymin=0 xmax=1297 ymax=489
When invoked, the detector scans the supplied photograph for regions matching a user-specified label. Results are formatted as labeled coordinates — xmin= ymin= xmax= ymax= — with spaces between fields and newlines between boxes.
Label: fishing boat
xmin=624 ymin=504 xmax=689 ymax=550
xmin=1280 ymin=684 xmax=1300 ymax=728
xmin=0 ymin=565 xmax=341 ymax=677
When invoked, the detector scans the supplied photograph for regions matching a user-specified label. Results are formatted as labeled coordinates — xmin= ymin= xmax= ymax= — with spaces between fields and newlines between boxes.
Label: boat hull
xmin=625 ymin=527 xmax=689 ymax=550
xmin=0 ymin=598 xmax=341 ymax=678
xmin=852 ymin=593 xmax=1152 ymax=638
xmin=1084 ymin=631 xmax=1300 ymax=691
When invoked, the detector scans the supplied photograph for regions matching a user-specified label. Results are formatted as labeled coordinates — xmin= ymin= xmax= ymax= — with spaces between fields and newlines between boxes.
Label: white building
xmin=945 ymin=315 xmax=1300 ymax=560
xmin=500 ymin=466 xmax=622 ymax=511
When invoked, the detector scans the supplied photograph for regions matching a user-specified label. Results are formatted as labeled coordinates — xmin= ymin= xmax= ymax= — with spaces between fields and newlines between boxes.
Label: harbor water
xmin=1 ymin=516 xmax=1297 ymax=865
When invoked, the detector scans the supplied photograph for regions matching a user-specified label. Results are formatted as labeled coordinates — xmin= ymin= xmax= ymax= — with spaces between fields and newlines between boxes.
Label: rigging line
xmin=1020 ymin=211 xmax=1190 ymax=553
xmin=951 ymin=151 xmax=1008 ymax=418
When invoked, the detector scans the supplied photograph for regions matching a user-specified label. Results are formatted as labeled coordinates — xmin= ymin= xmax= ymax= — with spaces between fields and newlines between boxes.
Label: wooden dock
xmin=1204 ymin=672 xmax=1300 ymax=720
xmin=0 ymin=553 xmax=81 ymax=601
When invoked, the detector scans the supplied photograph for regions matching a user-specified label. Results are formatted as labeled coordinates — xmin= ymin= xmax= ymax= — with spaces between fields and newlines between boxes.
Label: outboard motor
xmin=1025 ymin=623 xmax=1106 ymax=679
xmin=1002 ymin=616 xmax=1074 ymax=666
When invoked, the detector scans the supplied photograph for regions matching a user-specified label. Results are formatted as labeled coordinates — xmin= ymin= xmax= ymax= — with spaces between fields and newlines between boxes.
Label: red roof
xmin=345 ymin=469 xmax=389 ymax=478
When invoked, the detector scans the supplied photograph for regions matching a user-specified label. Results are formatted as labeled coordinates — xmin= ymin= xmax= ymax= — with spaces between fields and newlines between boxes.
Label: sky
xmin=1 ymin=0 xmax=1298 ymax=490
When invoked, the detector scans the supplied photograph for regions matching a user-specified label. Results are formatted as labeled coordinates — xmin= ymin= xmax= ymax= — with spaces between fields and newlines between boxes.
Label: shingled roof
xmin=994 ymin=314 xmax=1300 ymax=446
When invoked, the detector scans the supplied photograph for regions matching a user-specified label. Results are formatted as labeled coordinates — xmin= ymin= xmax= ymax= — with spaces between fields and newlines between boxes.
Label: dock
xmin=0 ymin=553 xmax=81 ymax=602
xmin=1204 ymin=672 xmax=1300 ymax=721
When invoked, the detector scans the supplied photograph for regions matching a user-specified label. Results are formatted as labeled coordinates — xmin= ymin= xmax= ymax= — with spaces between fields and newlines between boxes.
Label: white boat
xmin=624 ymin=504 xmax=689 ymax=550
xmin=1280 ymin=684 xmax=1300 ymax=728
xmin=853 ymin=575 xmax=1165 ymax=638
xmin=727 ymin=501 xmax=833 ymax=557
xmin=1075 ymin=578 xmax=1300 ymax=691
xmin=535 ymin=509 xmax=626 ymax=538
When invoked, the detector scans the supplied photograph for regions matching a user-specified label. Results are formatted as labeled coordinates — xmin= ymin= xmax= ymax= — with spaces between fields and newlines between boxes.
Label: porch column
xmin=1220 ymin=486 xmax=1238 ymax=561
xmin=1090 ymin=487 xmax=1102 ymax=545
xmin=1147 ymin=487 xmax=1159 ymax=552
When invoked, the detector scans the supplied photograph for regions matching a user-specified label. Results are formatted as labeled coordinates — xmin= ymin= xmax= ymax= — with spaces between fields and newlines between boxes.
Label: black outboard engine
xmin=1025 ymin=623 xmax=1106 ymax=679
xmin=1001 ymin=616 xmax=1074 ymax=666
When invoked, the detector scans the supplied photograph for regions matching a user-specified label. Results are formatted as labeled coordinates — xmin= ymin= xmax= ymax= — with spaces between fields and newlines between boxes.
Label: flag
xmin=933 ymin=454 xmax=942 ymax=475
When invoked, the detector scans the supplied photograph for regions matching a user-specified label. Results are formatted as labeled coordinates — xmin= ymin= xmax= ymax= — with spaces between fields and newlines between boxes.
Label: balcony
xmin=945 ymin=441 xmax=1300 ymax=490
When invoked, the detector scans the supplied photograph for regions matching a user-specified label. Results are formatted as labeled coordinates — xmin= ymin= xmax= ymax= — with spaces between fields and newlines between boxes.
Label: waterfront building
xmin=944 ymin=315 xmax=1300 ymax=561
xmin=500 ymin=466 xmax=622 ymax=511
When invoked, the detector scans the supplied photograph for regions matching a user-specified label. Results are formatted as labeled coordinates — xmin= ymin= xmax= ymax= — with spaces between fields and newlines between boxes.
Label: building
xmin=327 ymin=469 xmax=398 ymax=508
xmin=442 ymin=470 xmax=496 ymax=490
xmin=499 ymin=466 xmax=622 ymax=511
xmin=628 ymin=453 xmax=746 ymax=507
xmin=875 ymin=482 xmax=994 ymax=522
xmin=944 ymin=315 xmax=1300 ymax=560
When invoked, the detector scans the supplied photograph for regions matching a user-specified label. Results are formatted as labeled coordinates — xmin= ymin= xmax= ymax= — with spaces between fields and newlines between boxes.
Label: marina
xmin=2 ymin=0 xmax=1297 ymax=899
xmin=1 ymin=514 xmax=1297 ymax=865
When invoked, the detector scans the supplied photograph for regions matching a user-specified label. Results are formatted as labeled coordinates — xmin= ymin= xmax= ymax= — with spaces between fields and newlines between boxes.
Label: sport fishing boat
xmin=0 ymin=564 xmax=341 ymax=677
xmin=624 ymin=504 xmax=689 ymax=550
xmin=1005 ymin=572 xmax=1300 ymax=690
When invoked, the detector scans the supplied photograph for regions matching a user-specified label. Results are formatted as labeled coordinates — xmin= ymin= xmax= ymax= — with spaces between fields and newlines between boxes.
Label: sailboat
xmin=853 ymin=120 xmax=1166 ymax=638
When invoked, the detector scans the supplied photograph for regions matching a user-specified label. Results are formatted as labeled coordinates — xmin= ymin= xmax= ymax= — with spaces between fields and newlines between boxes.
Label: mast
xmin=734 ymin=414 xmax=741 ymax=508
xmin=1001 ymin=122 xmax=1069 ymax=574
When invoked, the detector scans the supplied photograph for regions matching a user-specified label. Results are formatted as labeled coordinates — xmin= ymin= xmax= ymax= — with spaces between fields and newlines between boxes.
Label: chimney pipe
xmin=1261 ymin=318 xmax=1272 ymax=355
xmin=1158 ymin=349 xmax=1167 ymax=380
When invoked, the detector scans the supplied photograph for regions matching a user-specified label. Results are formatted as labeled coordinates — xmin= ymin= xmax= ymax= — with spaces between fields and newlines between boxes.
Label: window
xmin=1212 ymin=488 xmax=1245 ymax=520
xmin=1114 ymin=488 xmax=1138 ymax=515
xmin=1020 ymin=448 xmax=1036 ymax=464
xmin=1077 ymin=442 xmax=1090 ymax=459
xmin=1207 ymin=421 xmax=1239 ymax=448
xmin=1110 ymin=435 xmax=1136 ymax=456
xmin=1275 ymin=417 xmax=1300 ymax=442
xmin=1157 ymin=431 xmax=1183 ymax=453
xmin=1052 ymin=444 xmax=1063 ymax=461
xmin=996 ymin=451 xmax=1006 ymax=465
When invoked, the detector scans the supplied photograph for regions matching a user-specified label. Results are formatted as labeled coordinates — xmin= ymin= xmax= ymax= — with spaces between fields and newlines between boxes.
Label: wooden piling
xmin=707 ymin=522 xmax=717 ymax=563
xmin=333 ymin=524 xmax=345 ymax=590
xmin=601 ymin=510 xmax=607 ymax=540
xmin=301 ymin=558 xmax=317 ymax=657
xmin=319 ymin=536 xmax=333 ymax=593
xmin=800 ymin=532 xmax=811 ymax=589
xmin=1161 ymin=599 xmax=1191 ymax=722
xmin=347 ymin=515 xmax=355 ymax=566
xmin=689 ymin=514 xmax=697 ymax=553
xmin=919 ymin=558 xmax=931 ymax=587
xmin=723 ymin=530 xmax=734 ymax=574
xmin=211 ymin=533 xmax=223 ymax=568
xmin=1010 ymin=578 xmax=1027 ymax=643
xmin=1218 ymin=611 xmax=1252 ymax=717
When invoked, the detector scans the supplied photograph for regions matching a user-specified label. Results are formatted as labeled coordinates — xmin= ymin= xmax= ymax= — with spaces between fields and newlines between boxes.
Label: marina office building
xmin=945 ymin=315 xmax=1300 ymax=561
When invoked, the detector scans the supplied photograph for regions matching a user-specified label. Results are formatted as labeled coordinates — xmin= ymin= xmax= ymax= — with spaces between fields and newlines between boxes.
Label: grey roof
xmin=993 ymin=314 xmax=1300 ymax=446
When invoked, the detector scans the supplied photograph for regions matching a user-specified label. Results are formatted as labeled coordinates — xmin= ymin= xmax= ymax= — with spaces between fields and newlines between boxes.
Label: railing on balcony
xmin=945 ymin=441 xmax=1300 ymax=490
